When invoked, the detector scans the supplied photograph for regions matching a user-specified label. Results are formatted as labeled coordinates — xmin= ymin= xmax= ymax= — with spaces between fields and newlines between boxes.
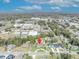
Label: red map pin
xmin=37 ymin=36 xmax=42 ymax=45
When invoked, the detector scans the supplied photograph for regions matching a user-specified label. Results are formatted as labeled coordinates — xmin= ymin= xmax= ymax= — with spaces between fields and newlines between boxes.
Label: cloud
xmin=4 ymin=0 xmax=10 ymax=3
xmin=24 ymin=0 xmax=66 ymax=4
xmin=51 ymin=7 xmax=61 ymax=10
xmin=24 ymin=0 xmax=79 ymax=7
xmin=51 ymin=6 xmax=62 ymax=12
xmin=72 ymin=4 xmax=78 ymax=7
xmin=14 ymin=5 xmax=42 ymax=12
xmin=15 ymin=9 xmax=23 ymax=11
xmin=19 ymin=5 xmax=42 ymax=10
xmin=24 ymin=0 xmax=49 ymax=4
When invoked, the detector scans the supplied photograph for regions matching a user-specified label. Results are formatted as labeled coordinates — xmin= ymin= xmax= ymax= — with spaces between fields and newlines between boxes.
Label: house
xmin=70 ymin=23 xmax=79 ymax=28
xmin=14 ymin=30 xmax=28 ymax=35
xmin=71 ymin=45 xmax=79 ymax=50
xmin=48 ymin=43 xmax=63 ymax=49
xmin=31 ymin=17 xmax=41 ymax=20
xmin=0 ymin=55 xmax=5 ymax=59
xmin=28 ymin=30 xmax=38 ymax=36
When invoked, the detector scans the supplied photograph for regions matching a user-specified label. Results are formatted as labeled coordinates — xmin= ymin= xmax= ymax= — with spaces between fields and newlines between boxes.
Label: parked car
xmin=6 ymin=54 xmax=15 ymax=59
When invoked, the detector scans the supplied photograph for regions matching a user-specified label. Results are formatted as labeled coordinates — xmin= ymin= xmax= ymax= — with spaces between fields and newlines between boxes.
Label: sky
xmin=0 ymin=0 xmax=79 ymax=13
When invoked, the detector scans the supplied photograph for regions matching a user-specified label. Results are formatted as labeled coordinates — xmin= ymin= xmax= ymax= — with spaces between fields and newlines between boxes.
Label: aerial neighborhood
xmin=0 ymin=13 xmax=79 ymax=59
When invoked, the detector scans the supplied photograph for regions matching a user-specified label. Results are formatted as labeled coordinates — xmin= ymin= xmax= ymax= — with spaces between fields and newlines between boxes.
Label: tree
xmin=69 ymin=38 xmax=79 ymax=47
xmin=61 ymin=54 xmax=72 ymax=59
xmin=27 ymin=36 xmax=36 ymax=44
xmin=23 ymin=54 xmax=32 ymax=59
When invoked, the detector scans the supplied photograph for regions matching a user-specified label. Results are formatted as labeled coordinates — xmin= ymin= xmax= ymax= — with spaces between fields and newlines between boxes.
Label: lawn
xmin=13 ymin=47 xmax=30 ymax=52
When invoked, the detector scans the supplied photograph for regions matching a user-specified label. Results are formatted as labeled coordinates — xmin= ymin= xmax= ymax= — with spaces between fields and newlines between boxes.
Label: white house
xmin=28 ymin=30 xmax=38 ymax=36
